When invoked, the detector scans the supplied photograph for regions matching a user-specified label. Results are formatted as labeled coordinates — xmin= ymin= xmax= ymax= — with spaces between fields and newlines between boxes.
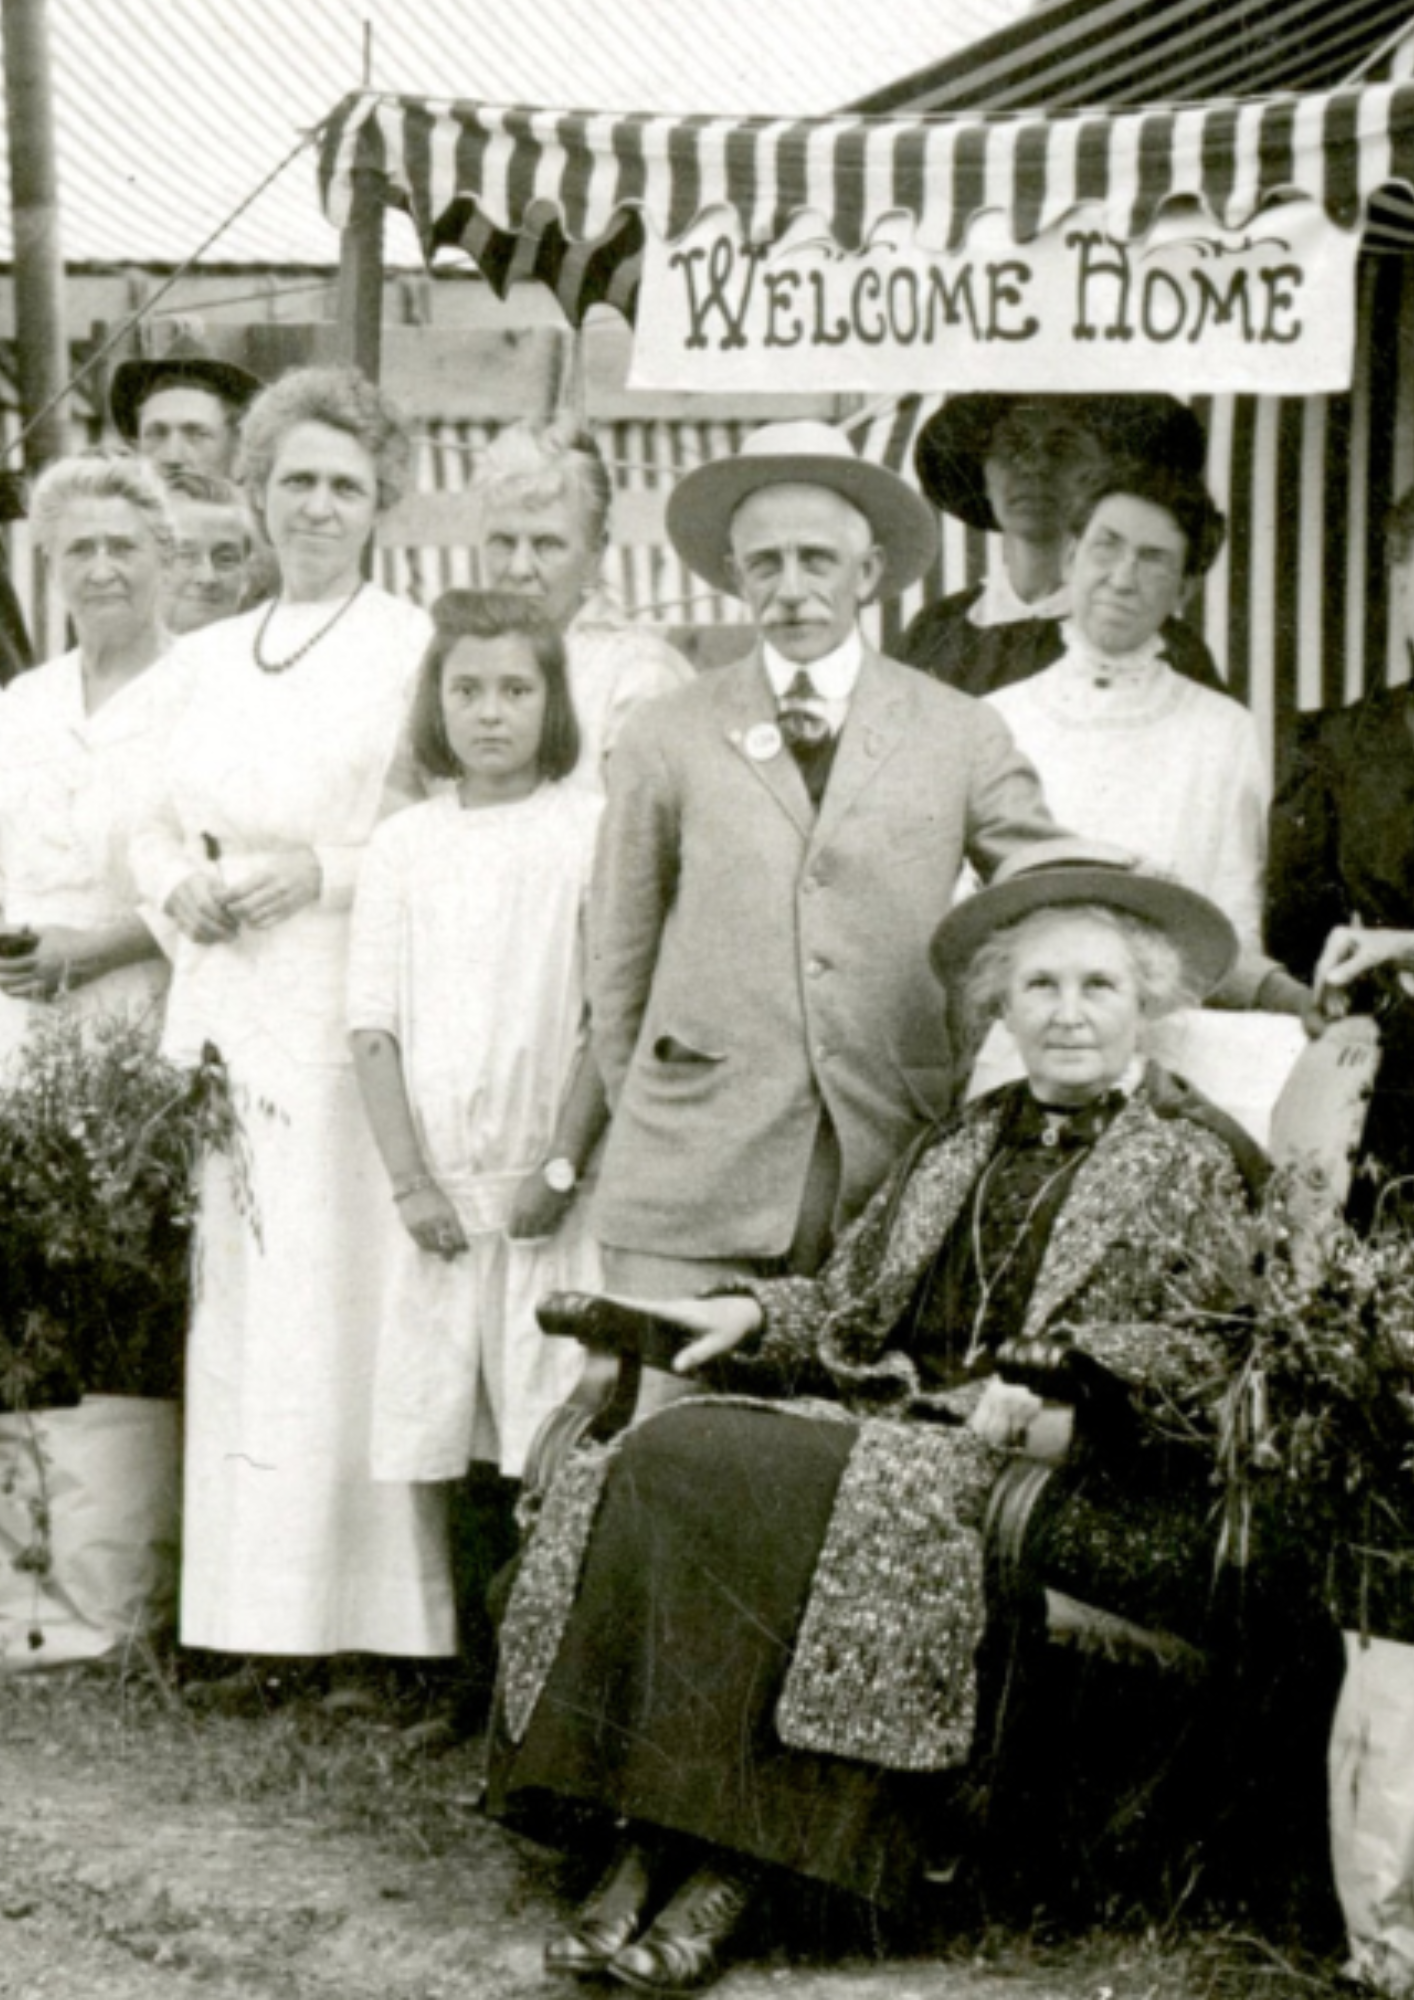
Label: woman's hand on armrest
xmin=671 ymin=1296 xmax=765 ymax=1374
xmin=1020 ymin=1404 xmax=1074 ymax=1463
xmin=968 ymin=1376 xmax=1046 ymax=1447
xmin=969 ymin=1378 xmax=1074 ymax=1460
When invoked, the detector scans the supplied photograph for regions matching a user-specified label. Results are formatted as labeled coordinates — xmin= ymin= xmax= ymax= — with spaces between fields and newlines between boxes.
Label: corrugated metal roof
xmin=0 ymin=0 xmax=1031 ymax=269
xmin=848 ymin=0 xmax=1414 ymax=111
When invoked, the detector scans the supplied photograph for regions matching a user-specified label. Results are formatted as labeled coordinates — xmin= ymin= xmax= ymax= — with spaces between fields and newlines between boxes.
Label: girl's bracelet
xmin=392 ymin=1172 xmax=436 ymax=1203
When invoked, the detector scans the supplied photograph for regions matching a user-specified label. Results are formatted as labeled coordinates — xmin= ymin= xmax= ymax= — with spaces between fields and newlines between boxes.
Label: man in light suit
xmin=587 ymin=421 xmax=1059 ymax=1294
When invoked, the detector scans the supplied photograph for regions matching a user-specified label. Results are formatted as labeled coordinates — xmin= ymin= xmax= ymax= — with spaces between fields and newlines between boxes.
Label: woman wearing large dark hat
xmin=493 ymin=841 xmax=1263 ymax=1994
xmin=899 ymin=393 xmax=1225 ymax=699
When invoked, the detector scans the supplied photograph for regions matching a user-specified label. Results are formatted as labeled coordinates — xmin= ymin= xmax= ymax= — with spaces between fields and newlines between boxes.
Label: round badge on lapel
xmin=744 ymin=722 xmax=783 ymax=762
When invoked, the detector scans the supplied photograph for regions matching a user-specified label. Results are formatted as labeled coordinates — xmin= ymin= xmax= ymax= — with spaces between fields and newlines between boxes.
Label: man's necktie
xmin=777 ymin=670 xmax=837 ymax=806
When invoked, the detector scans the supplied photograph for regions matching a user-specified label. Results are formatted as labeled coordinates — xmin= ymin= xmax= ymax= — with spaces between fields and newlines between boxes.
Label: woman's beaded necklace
xmin=958 ymin=1089 xmax=1128 ymax=1369
xmin=252 ymin=581 xmax=366 ymax=674
xmin=961 ymin=1142 xmax=1086 ymax=1368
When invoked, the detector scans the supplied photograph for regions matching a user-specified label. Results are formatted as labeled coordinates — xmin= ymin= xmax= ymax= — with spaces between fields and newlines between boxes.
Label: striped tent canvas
xmin=846 ymin=249 xmax=1414 ymax=766
xmin=318 ymin=78 xmax=1414 ymax=764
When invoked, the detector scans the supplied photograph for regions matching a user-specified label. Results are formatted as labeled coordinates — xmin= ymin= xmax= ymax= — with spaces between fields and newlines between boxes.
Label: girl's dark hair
xmin=408 ymin=589 xmax=581 ymax=782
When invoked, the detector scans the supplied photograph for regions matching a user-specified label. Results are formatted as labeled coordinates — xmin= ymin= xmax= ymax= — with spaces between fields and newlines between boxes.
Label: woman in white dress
xmin=473 ymin=420 xmax=693 ymax=788
xmin=132 ymin=366 xmax=452 ymax=1666
xmin=0 ymin=453 xmax=181 ymax=1070
xmin=973 ymin=461 xmax=1310 ymax=1138
xmin=984 ymin=460 xmax=1300 ymax=1008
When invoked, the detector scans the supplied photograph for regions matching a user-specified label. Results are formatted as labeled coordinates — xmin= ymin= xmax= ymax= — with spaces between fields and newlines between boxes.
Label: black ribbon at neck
xmin=1008 ymin=1086 xmax=1127 ymax=1152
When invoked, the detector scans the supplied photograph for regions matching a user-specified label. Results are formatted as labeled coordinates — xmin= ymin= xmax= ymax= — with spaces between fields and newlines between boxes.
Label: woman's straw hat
xmin=930 ymin=838 xmax=1237 ymax=998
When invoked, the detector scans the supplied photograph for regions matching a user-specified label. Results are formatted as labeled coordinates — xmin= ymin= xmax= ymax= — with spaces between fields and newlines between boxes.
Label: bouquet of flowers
xmin=0 ymin=1004 xmax=247 ymax=1414
xmin=1209 ymin=1169 xmax=1414 ymax=1634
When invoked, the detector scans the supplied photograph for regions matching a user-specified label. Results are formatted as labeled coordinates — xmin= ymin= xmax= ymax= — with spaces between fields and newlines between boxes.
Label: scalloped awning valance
xmin=319 ymin=82 xmax=1414 ymax=329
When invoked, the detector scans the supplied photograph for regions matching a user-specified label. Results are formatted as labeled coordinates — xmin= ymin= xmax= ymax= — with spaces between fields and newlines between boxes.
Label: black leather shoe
xmin=544 ymin=1841 xmax=660 ymax=1978
xmin=607 ymin=1862 xmax=756 ymax=1994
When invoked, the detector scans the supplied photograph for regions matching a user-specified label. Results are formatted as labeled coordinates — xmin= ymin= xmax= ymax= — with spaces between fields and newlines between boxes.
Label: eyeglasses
xmin=1083 ymin=529 xmax=1184 ymax=585
xmin=173 ymin=542 xmax=247 ymax=573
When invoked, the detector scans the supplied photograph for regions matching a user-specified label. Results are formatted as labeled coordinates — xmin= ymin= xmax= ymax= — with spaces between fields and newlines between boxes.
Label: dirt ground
xmin=0 ymin=1664 xmax=1344 ymax=2000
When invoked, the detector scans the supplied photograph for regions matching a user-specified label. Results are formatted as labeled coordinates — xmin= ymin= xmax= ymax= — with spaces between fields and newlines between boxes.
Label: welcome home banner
xmin=630 ymin=203 xmax=1361 ymax=397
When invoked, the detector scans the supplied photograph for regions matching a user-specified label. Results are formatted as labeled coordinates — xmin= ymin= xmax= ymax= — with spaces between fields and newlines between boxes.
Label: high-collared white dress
xmin=0 ymin=648 xmax=186 ymax=1072
xmin=133 ymin=587 xmax=455 ymax=1658
xmin=986 ymin=625 xmax=1269 ymax=952
xmin=977 ymin=625 xmax=1303 ymax=1148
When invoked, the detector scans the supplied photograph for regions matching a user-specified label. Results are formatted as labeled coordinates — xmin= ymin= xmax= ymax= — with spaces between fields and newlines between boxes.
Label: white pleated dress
xmin=348 ymin=782 xmax=603 ymax=1482
xmin=132 ymin=588 xmax=456 ymax=1658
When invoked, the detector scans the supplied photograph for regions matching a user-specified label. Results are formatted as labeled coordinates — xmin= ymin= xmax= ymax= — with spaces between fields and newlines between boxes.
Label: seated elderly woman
xmin=490 ymin=842 xmax=1263 ymax=1995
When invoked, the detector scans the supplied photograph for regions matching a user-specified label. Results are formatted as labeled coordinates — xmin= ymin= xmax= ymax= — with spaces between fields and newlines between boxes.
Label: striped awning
xmin=319 ymin=82 xmax=1414 ymax=325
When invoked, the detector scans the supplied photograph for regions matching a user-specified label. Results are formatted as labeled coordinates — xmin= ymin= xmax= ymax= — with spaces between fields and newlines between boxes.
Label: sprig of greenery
xmin=1191 ymin=1165 xmax=1414 ymax=1613
xmin=0 ymin=1004 xmax=250 ymax=1411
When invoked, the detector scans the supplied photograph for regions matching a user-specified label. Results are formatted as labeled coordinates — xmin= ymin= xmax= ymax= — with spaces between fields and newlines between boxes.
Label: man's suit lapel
xmin=810 ymin=649 xmax=904 ymax=851
xmin=717 ymin=651 xmax=814 ymax=839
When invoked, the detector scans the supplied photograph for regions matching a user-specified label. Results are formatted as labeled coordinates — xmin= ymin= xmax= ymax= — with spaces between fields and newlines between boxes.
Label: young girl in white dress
xmin=350 ymin=591 xmax=606 ymax=1504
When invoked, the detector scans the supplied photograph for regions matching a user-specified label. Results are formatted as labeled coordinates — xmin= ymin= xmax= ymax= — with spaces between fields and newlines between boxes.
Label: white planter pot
xmin=1331 ymin=1631 xmax=1414 ymax=1996
xmin=0 ymin=1396 xmax=179 ymax=1671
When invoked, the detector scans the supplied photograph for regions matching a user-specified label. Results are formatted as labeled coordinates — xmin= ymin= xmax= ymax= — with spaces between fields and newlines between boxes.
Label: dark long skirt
xmin=489 ymin=1402 xmax=940 ymax=1906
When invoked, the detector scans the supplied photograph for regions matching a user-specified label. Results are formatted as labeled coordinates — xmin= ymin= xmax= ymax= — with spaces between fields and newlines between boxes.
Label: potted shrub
xmin=0 ymin=1004 xmax=246 ymax=1669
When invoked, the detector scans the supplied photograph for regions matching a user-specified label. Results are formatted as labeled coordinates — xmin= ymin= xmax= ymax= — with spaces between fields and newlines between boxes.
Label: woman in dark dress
xmin=492 ymin=842 xmax=1262 ymax=1995
xmin=900 ymin=394 xmax=1225 ymax=697
xmin=1267 ymin=488 xmax=1414 ymax=1224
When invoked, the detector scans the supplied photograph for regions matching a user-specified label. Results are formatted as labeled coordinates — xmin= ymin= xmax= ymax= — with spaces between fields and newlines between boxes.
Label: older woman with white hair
xmin=493 ymin=842 xmax=1265 ymax=1995
xmin=473 ymin=420 xmax=692 ymax=787
xmin=0 ymin=451 xmax=182 ymax=1067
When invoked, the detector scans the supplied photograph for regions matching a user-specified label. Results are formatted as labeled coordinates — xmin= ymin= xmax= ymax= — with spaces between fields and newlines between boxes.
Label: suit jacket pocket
xmin=652 ymin=1034 xmax=726 ymax=1065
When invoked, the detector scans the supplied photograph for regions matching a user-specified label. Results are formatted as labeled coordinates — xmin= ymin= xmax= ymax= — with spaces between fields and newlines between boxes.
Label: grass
xmin=0 ymin=1643 xmax=1362 ymax=1999
xmin=1 ymin=1639 xmax=492 ymax=1856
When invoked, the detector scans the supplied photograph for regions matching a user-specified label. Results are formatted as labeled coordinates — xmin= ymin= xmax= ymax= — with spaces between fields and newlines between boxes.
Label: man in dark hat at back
xmin=587 ymin=419 xmax=1059 ymax=1298
xmin=899 ymin=393 xmax=1226 ymax=698
xmin=109 ymin=333 xmax=260 ymax=483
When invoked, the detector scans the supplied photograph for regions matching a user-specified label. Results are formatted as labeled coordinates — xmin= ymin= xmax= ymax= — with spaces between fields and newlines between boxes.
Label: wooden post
xmin=1 ymin=0 xmax=68 ymax=469
xmin=334 ymin=166 xmax=386 ymax=384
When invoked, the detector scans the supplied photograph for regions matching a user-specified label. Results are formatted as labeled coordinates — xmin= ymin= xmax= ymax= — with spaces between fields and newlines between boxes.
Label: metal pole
xmin=333 ymin=165 xmax=385 ymax=384
xmin=333 ymin=19 xmax=383 ymax=383
xmin=2 ymin=0 xmax=69 ymax=469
